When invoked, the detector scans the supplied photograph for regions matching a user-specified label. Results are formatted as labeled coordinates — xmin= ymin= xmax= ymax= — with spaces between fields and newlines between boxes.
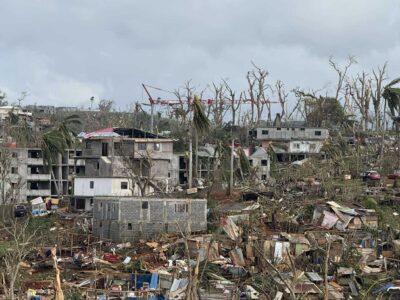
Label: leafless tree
xmin=275 ymin=80 xmax=289 ymax=121
xmin=291 ymin=89 xmax=318 ymax=121
xmin=371 ymin=62 xmax=388 ymax=130
xmin=223 ymin=79 xmax=243 ymax=126
xmin=208 ymin=82 xmax=228 ymax=127
xmin=120 ymin=146 xmax=157 ymax=196
xmin=348 ymin=72 xmax=372 ymax=131
xmin=246 ymin=63 xmax=269 ymax=124
xmin=0 ymin=218 xmax=39 ymax=300
xmin=329 ymin=56 xmax=356 ymax=101
xmin=173 ymin=81 xmax=197 ymax=126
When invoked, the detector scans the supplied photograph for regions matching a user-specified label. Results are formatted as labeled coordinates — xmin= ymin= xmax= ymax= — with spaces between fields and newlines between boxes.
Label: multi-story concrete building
xmin=71 ymin=127 xmax=179 ymax=210
xmin=250 ymin=121 xmax=329 ymax=162
xmin=92 ymin=197 xmax=207 ymax=242
xmin=71 ymin=177 xmax=151 ymax=211
xmin=7 ymin=147 xmax=84 ymax=203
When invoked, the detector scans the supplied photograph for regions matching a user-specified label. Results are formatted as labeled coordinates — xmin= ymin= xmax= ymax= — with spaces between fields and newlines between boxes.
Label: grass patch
xmin=379 ymin=206 xmax=400 ymax=230
xmin=27 ymin=214 xmax=57 ymax=232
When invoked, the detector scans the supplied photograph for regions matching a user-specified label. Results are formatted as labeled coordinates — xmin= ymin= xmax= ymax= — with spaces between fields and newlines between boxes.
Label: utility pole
xmin=150 ymin=102 xmax=154 ymax=132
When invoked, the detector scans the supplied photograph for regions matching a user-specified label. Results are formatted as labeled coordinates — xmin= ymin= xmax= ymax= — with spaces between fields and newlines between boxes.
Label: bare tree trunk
xmin=51 ymin=247 xmax=64 ymax=300
xmin=229 ymin=138 xmax=234 ymax=195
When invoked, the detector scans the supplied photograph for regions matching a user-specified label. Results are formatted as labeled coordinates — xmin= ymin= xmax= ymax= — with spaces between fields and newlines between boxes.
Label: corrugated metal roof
xmin=306 ymin=272 xmax=323 ymax=282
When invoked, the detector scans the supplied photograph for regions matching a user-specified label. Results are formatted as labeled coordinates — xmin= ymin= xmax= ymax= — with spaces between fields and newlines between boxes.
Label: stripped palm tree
xmin=192 ymin=95 xmax=210 ymax=134
xmin=383 ymin=78 xmax=400 ymax=166
xmin=41 ymin=115 xmax=81 ymax=196
xmin=383 ymin=78 xmax=400 ymax=122
xmin=189 ymin=95 xmax=210 ymax=188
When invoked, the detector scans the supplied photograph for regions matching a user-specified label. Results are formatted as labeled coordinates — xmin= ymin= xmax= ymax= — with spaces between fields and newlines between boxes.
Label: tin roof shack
xmin=273 ymin=272 xmax=322 ymax=300
xmin=305 ymin=233 xmax=345 ymax=263
xmin=280 ymin=233 xmax=312 ymax=256
xmin=336 ymin=267 xmax=360 ymax=297
xmin=312 ymin=201 xmax=378 ymax=231
xmin=93 ymin=197 xmax=207 ymax=242
xmin=255 ymin=233 xmax=311 ymax=267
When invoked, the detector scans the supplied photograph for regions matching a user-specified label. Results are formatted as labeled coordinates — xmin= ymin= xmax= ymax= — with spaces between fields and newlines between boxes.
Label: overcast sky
xmin=1 ymin=0 xmax=399 ymax=113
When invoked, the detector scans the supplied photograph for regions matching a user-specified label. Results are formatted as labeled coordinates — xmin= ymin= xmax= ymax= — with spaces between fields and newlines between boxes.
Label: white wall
xmin=74 ymin=177 xmax=132 ymax=197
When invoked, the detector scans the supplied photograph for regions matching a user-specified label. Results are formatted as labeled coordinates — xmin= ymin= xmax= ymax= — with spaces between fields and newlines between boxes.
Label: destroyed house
xmin=81 ymin=128 xmax=178 ymax=183
xmin=250 ymin=121 xmax=329 ymax=162
xmin=312 ymin=201 xmax=378 ymax=231
xmin=92 ymin=197 xmax=207 ymax=242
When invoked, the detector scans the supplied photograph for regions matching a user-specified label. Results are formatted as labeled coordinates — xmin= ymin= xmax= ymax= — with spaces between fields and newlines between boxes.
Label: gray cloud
xmin=0 ymin=0 xmax=399 ymax=114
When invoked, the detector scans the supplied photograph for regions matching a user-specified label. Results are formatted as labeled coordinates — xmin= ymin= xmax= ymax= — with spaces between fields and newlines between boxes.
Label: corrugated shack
xmin=312 ymin=201 xmax=378 ymax=231
xmin=256 ymin=233 xmax=311 ymax=265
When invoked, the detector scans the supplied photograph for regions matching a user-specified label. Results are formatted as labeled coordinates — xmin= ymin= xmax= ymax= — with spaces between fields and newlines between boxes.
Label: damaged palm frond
xmin=383 ymin=78 xmax=400 ymax=117
xmin=192 ymin=95 xmax=210 ymax=135
xmin=40 ymin=115 xmax=81 ymax=169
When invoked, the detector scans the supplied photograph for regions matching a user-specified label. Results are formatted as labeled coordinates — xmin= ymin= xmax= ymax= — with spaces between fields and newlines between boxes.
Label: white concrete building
xmin=72 ymin=177 xmax=154 ymax=211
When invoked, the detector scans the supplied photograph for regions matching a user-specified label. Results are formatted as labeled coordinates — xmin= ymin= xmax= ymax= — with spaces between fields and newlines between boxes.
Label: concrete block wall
xmin=93 ymin=197 xmax=207 ymax=242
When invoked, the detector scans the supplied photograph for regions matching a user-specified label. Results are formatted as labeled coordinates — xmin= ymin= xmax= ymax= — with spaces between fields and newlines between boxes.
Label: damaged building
xmin=6 ymin=147 xmax=84 ymax=203
xmin=178 ymin=143 xmax=271 ymax=185
xmin=250 ymin=120 xmax=329 ymax=162
xmin=71 ymin=127 xmax=180 ymax=210
xmin=92 ymin=197 xmax=207 ymax=242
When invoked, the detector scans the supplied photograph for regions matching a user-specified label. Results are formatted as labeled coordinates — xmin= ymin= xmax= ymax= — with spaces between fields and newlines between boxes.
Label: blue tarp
xmin=150 ymin=273 xmax=158 ymax=290
xmin=132 ymin=273 xmax=152 ymax=289
xmin=373 ymin=283 xmax=395 ymax=295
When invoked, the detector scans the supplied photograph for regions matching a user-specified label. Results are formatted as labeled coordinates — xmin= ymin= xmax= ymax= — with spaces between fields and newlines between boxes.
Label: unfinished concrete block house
xmin=92 ymin=197 xmax=207 ymax=241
